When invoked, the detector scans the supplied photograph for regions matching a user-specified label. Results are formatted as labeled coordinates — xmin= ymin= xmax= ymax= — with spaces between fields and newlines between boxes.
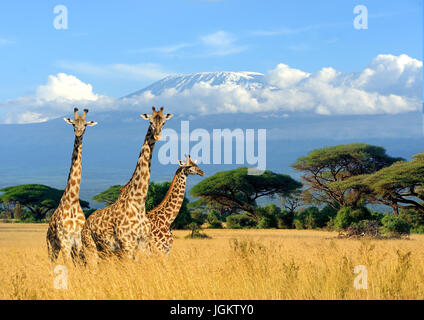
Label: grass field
xmin=0 ymin=223 xmax=424 ymax=300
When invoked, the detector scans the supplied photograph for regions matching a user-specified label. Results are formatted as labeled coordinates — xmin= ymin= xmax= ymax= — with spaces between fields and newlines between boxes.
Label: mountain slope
xmin=124 ymin=71 xmax=266 ymax=97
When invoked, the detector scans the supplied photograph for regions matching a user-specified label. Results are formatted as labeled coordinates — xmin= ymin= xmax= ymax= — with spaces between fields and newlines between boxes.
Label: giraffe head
xmin=64 ymin=108 xmax=98 ymax=137
xmin=140 ymin=106 xmax=173 ymax=141
xmin=178 ymin=155 xmax=205 ymax=176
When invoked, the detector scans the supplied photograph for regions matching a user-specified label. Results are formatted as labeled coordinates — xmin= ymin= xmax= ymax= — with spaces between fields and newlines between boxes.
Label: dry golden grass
xmin=1 ymin=223 xmax=424 ymax=300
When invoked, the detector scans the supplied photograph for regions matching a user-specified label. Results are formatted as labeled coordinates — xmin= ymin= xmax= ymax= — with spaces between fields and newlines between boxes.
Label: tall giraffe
xmin=147 ymin=155 xmax=204 ymax=255
xmin=46 ymin=108 xmax=97 ymax=263
xmin=81 ymin=106 xmax=173 ymax=261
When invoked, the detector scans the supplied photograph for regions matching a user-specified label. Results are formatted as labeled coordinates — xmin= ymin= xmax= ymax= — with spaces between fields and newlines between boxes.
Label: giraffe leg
xmin=81 ymin=227 xmax=98 ymax=267
xmin=138 ymin=238 xmax=152 ymax=255
xmin=162 ymin=231 xmax=174 ymax=256
xmin=46 ymin=235 xmax=61 ymax=263
xmin=70 ymin=235 xmax=84 ymax=266
xmin=60 ymin=239 xmax=73 ymax=265
xmin=117 ymin=238 xmax=138 ymax=260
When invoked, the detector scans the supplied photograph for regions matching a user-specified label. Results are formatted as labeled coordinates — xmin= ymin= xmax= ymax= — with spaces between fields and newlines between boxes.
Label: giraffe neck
xmin=156 ymin=168 xmax=188 ymax=228
xmin=63 ymin=135 xmax=83 ymax=203
xmin=119 ymin=125 xmax=156 ymax=210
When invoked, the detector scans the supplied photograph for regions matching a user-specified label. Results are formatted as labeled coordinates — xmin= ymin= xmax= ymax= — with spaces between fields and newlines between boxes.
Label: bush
xmin=351 ymin=207 xmax=372 ymax=221
xmin=294 ymin=207 xmax=324 ymax=229
xmin=184 ymin=222 xmax=210 ymax=239
xmin=190 ymin=211 xmax=206 ymax=226
xmin=411 ymin=225 xmax=424 ymax=234
xmin=381 ymin=215 xmax=411 ymax=236
xmin=346 ymin=220 xmax=380 ymax=237
xmin=206 ymin=210 xmax=223 ymax=228
xmin=333 ymin=207 xmax=355 ymax=230
xmin=333 ymin=206 xmax=372 ymax=231
xmin=257 ymin=215 xmax=277 ymax=229
xmin=276 ymin=210 xmax=294 ymax=229
xmin=226 ymin=214 xmax=257 ymax=229
xmin=399 ymin=209 xmax=424 ymax=232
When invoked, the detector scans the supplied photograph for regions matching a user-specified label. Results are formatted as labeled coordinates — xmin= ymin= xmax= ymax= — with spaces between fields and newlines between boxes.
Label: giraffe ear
xmin=64 ymin=118 xmax=73 ymax=125
xmin=178 ymin=160 xmax=184 ymax=166
xmin=165 ymin=113 xmax=173 ymax=120
xmin=86 ymin=121 xmax=98 ymax=126
xmin=140 ymin=114 xmax=150 ymax=120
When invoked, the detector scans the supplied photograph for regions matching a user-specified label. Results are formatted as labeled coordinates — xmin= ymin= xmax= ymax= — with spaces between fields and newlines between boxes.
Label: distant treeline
xmin=1 ymin=143 xmax=423 ymax=236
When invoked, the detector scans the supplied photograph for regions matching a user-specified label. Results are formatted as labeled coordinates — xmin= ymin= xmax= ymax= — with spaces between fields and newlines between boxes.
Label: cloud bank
xmin=125 ymin=54 xmax=422 ymax=116
xmin=0 ymin=54 xmax=421 ymax=124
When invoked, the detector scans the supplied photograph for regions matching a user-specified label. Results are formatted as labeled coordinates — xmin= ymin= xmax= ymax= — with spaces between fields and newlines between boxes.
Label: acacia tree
xmin=0 ymin=184 xmax=89 ymax=221
xmin=331 ymin=153 xmax=424 ymax=215
xmin=279 ymin=190 xmax=304 ymax=213
xmin=187 ymin=198 xmax=233 ymax=222
xmin=292 ymin=143 xmax=402 ymax=210
xmin=190 ymin=167 xmax=302 ymax=220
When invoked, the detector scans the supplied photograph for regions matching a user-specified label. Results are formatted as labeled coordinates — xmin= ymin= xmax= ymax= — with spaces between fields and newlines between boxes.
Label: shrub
xmin=381 ymin=215 xmax=411 ymax=236
xmin=184 ymin=229 xmax=210 ymax=239
xmin=399 ymin=209 xmax=424 ymax=232
xmin=190 ymin=211 xmax=206 ymax=226
xmin=257 ymin=215 xmax=277 ymax=229
xmin=276 ymin=210 xmax=294 ymax=229
xmin=411 ymin=225 xmax=424 ymax=234
xmin=333 ymin=206 xmax=372 ymax=231
xmin=206 ymin=210 xmax=223 ymax=228
xmin=333 ymin=207 xmax=355 ymax=230
xmin=226 ymin=214 xmax=257 ymax=229
xmin=294 ymin=207 xmax=323 ymax=229
xmin=350 ymin=207 xmax=372 ymax=221
xmin=185 ymin=222 xmax=210 ymax=239
xmin=346 ymin=220 xmax=380 ymax=237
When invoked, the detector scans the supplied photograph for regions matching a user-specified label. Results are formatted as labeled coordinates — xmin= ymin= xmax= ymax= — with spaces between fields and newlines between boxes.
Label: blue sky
xmin=0 ymin=0 xmax=422 ymax=101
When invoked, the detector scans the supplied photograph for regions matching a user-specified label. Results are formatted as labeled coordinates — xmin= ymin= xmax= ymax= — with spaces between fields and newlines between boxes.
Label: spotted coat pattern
xmin=46 ymin=108 xmax=97 ymax=263
xmin=147 ymin=156 xmax=204 ymax=255
xmin=81 ymin=107 xmax=172 ymax=261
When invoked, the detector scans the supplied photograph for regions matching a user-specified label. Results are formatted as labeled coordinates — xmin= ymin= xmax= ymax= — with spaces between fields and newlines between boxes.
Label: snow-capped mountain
xmin=125 ymin=71 xmax=265 ymax=97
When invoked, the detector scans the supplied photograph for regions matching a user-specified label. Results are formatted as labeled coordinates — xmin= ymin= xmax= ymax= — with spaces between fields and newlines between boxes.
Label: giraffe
xmin=81 ymin=106 xmax=173 ymax=262
xmin=147 ymin=155 xmax=204 ymax=255
xmin=46 ymin=108 xmax=98 ymax=264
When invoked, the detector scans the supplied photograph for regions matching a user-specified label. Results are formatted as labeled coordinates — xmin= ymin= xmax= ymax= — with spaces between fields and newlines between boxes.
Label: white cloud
xmin=0 ymin=54 xmax=421 ymax=124
xmin=266 ymin=63 xmax=310 ymax=88
xmin=127 ymin=54 xmax=422 ymax=116
xmin=0 ymin=73 xmax=114 ymax=124
xmin=36 ymin=73 xmax=98 ymax=101
xmin=348 ymin=54 xmax=422 ymax=98
xmin=200 ymin=31 xmax=246 ymax=56
xmin=56 ymin=61 xmax=169 ymax=81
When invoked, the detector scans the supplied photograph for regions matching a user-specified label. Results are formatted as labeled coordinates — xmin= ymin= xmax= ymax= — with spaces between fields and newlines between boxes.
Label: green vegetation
xmin=292 ymin=143 xmax=402 ymax=209
xmin=0 ymin=184 xmax=89 ymax=222
xmin=2 ymin=144 xmax=423 ymax=237
xmin=190 ymin=167 xmax=302 ymax=221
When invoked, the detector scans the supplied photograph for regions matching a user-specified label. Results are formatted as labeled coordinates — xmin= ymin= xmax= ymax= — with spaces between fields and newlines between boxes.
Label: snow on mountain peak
xmin=125 ymin=71 xmax=265 ymax=97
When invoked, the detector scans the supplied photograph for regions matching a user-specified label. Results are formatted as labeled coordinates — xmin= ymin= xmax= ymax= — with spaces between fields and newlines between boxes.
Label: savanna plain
xmin=1 ymin=223 xmax=423 ymax=300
